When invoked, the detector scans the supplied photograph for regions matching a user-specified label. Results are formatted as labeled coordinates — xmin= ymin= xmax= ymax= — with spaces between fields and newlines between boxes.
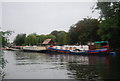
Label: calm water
xmin=3 ymin=50 xmax=120 ymax=80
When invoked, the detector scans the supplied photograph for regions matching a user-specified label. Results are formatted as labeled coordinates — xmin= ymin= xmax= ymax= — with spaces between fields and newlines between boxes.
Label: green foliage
xmin=13 ymin=33 xmax=56 ymax=46
xmin=96 ymin=2 xmax=112 ymax=18
xmin=57 ymin=31 xmax=68 ymax=45
xmin=68 ymin=18 xmax=100 ymax=45
xmin=50 ymin=30 xmax=59 ymax=38
xmin=0 ymin=36 xmax=7 ymax=47
xmin=50 ymin=30 xmax=59 ymax=42
xmin=51 ymin=30 xmax=68 ymax=45
xmin=14 ymin=34 xmax=26 ymax=46
xmin=95 ymin=2 xmax=120 ymax=48
xmin=96 ymin=2 xmax=120 ymax=19
xmin=25 ymin=34 xmax=38 ymax=46
xmin=97 ymin=18 xmax=117 ymax=40
xmin=45 ymin=34 xmax=56 ymax=41
xmin=68 ymin=26 xmax=79 ymax=45
xmin=77 ymin=18 xmax=100 ymax=43
xmin=0 ymin=30 xmax=13 ymax=47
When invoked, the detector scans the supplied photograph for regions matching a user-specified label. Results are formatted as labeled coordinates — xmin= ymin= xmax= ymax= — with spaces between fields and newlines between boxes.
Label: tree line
xmin=1 ymin=1 xmax=120 ymax=49
xmin=13 ymin=17 xmax=100 ymax=46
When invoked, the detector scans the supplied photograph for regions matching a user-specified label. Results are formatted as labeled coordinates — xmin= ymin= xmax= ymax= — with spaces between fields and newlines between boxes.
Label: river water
xmin=2 ymin=50 xmax=120 ymax=80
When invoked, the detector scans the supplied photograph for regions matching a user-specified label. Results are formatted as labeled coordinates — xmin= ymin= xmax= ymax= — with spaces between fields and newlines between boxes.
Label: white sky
xmin=1 ymin=1 xmax=101 ymax=42
xmin=2 ymin=0 xmax=97 ymax=2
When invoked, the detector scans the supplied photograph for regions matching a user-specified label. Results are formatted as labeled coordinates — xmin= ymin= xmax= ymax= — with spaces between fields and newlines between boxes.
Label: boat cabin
xmin=88 ymin=41 xmax=109 ymax=50
xmin=42 ymin=39 xmax=56 ymax=45
xmin=94 ymin=41 xmax=109 ymax=49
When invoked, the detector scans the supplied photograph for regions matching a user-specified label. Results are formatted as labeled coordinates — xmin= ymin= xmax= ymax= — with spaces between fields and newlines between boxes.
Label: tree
xmin=77 ymin=18 xmax=100 ymax=43
xmin=14 ymin=34 xmax=26 ymax=46
xmin=95 ymin=2 xmax=120 ymax=48
xmin=0 ymin=29 xmax=13 ymax=47
xmin=68 ymin=18 xmax=100 ymax=45
xmin=68 ymin=25 xmax=79 ymax=45
xmin=50 ymin=30 xmax=59 ymax=38
xmin=46 ymin=34 xmax=56 ymax=41
xmin=50 ymin=30 xmax=68 ymax=44
xmin=25 ymin=34 xmax=38 ymax=46
xmin=57 ymin=31 xmax=68 ymax=45
xmin=50 ymin=30 xmax=59 ymax=42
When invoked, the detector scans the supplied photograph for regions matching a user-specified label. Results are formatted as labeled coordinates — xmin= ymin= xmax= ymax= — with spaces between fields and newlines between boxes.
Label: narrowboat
xmin=47 ymin=41 xmax=113 ymax=55
xmin=47 ymin=45 xmax=88 ymax=54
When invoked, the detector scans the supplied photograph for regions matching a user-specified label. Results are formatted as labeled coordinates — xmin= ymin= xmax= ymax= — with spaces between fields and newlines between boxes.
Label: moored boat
xmin=47 ymin=45 xmax=89 ymax=54
xmin=4 ymin=46 xmax=24 ymax=51
xmin=22 ymin=46 xmax=47 ymax=52
xmin=87 ymin=41 xmax=110 ymax=54
xmin=47 ymin=41 xmax=114 ymax=55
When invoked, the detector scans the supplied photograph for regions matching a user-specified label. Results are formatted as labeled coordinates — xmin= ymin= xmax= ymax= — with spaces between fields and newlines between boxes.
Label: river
xmin=2 ymin=50 xmax=120 ymax=80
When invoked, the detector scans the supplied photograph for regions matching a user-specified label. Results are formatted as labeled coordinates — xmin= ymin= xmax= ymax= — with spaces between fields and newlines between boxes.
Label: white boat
xmin=22 ymin=46 xmax=47 ymax=52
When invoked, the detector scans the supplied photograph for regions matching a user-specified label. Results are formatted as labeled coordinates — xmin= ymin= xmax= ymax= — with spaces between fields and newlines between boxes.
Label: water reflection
xmin=4 ymin=51 xmax=120 ymax=79
xmin=67 ymin=56 xmax=108 ymax=80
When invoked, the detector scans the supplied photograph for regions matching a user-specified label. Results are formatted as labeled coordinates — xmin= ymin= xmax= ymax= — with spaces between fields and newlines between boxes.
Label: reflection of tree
xmin=106 ymin=55 xmax=120 ymax=79
xmin=67 ymin=62 xmax=102 ymax=80
xmin=15 ymin=51 xmax=39 ymax=60
xmin=67 ymin=56 xmax=111 ymax=80
xmin=15 ymin=51 xmax=41 ymax=65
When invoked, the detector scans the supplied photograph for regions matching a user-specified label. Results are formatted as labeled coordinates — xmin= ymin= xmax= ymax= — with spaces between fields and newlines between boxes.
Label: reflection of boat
xmin=22 ymin=46 xmax=47 ymax=52
xmin=47 ymin=41 xmax=115 ymax=55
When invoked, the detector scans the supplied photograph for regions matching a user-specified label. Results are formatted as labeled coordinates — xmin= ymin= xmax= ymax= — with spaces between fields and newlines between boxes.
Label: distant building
xmin=42 ymin=39 xmax=56 ymax=45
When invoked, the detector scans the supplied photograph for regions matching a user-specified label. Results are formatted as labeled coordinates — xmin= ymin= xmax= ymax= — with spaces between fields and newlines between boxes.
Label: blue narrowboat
xmin=47 ymin=41 xmax=113 ymax=55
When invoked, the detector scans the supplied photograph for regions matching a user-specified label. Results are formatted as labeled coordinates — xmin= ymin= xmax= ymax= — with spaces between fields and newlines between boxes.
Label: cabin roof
xmin=94 ymin=41 xmax=108 ymax=43
xmin=42 ymin=39 xmax=54 ymax=44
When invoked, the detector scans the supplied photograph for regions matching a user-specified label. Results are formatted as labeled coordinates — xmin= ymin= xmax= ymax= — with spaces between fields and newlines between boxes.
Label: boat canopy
xmin=94 ymin=41 xmax=108 ymax=44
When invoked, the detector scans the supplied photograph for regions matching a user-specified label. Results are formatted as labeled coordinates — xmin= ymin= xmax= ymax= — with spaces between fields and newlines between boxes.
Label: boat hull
xmin=47 ymin=47 xmax=110 ymax=55
xmin=87 ymin=49 xmax=109 ymax=54
xmin=47 ymin=47 xmax=86 ymax=54
xmin=47 ymin=47 xmax=71 ymax=53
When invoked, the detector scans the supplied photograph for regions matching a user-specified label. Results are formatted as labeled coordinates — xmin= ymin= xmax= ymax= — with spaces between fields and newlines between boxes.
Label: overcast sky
xmin=1 ymin=1 xmax=100 ymax=42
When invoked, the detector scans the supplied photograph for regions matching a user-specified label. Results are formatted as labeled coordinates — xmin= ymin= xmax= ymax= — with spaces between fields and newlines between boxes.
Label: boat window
xmin=73 ymin=47 xmax=77 ymax=50
xmin=69 ymin=47 xmax=72 ymax=50
xmin=65 ymin=47 xmax=68 ymax=50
